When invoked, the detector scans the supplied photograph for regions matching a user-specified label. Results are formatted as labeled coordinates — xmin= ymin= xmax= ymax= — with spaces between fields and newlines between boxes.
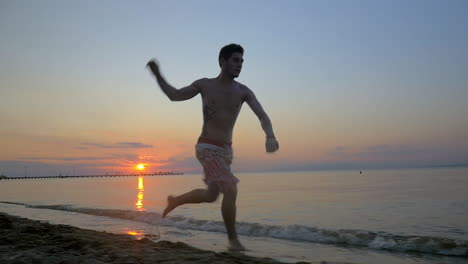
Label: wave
xmin=2 ymin=201 xmax=467 ymax=257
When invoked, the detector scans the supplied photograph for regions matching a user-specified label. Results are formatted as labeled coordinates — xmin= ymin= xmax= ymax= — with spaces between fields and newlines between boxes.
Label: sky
xmin=1 ymin=0 xmax=467 ymax=176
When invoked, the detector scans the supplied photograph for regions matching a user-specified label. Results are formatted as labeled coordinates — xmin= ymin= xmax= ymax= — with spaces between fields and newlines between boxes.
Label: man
xmin=147 ymin=44 xmax=279 ymax=251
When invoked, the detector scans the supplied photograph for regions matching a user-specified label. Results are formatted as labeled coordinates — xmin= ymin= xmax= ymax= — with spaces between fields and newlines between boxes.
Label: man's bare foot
xmin=162 ymin=195 xmax=176 ymax=218
xmin=228 ymin=239 xmax=246 ymax=252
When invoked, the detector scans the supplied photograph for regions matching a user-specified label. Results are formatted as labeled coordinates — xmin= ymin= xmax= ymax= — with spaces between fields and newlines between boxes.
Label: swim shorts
xmin=195 ymin=143 xmax=239 ymax=193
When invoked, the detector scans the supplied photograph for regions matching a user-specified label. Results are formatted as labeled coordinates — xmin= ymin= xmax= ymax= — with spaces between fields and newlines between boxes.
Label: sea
xmin=1 ymin=167 xmax=467 ymax=264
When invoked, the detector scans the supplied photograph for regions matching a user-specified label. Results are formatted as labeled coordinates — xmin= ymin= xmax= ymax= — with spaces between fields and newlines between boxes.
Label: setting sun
xmin=136 ymin=164 xmax=145 ymax=170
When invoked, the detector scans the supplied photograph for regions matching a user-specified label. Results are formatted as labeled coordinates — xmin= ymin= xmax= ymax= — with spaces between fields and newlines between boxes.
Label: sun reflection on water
xmin=125 ymin=176 xmax=160 ymax=240
xmin=126 ymin=231 xmax=143 ymax=236
xmin=135 ymin=176 xmax=145 ymax=211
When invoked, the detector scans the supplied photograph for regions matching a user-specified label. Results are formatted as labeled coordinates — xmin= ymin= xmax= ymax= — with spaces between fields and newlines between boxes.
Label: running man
xmin=147 ymin=44 xmax=279 ymax=251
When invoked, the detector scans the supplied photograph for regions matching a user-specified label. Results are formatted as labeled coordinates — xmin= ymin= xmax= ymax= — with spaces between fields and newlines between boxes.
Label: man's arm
xmin=244 ymin=87 xmax=279 ymax=153
xmin=147 ymin=59 xmax=200 ymax=101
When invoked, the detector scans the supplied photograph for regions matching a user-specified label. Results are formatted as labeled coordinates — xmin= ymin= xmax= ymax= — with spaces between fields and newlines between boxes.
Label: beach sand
xmin=0 ymin=212 xmax=355 ymax=264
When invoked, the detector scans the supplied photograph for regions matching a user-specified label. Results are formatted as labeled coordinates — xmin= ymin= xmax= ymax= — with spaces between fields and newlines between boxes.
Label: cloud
xmin=328 ymin=144 xmax=426 ymax=160
xmin=81 ymin=142 xmax=153 ymax=149
xmin=158 ymin=156 xmax=201 ymax=173
xmin=18 ymin=156 xmax=116 ymax=162
xmin=334 ymin=146 xmax=346 ymax=152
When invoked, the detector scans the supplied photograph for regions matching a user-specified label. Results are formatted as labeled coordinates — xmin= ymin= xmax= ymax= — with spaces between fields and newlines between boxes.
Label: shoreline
xmin=0 ymin=212 xmax=313 ymax=264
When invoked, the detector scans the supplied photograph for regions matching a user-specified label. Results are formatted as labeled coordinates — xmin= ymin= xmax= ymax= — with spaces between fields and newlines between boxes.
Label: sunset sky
xmin=1 ymin=0 xmax=467 ymax=176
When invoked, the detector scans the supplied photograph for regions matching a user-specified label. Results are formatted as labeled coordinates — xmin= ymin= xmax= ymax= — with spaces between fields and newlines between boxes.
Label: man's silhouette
xmin=147 ymin=44 xmax=279 ymax=251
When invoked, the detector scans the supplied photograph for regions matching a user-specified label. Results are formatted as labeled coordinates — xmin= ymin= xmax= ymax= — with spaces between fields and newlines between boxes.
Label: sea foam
xmin=3 ymin=202 xmax=467 ymax=257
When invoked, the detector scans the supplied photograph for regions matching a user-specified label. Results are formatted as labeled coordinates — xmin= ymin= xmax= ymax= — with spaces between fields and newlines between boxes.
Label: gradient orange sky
xmin=1 ymin=1 xmax=467 ymax=176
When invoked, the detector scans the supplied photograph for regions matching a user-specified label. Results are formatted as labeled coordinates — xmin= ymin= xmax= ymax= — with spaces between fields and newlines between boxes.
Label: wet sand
xmin=0 ymin=212 xmax=355 ymax=264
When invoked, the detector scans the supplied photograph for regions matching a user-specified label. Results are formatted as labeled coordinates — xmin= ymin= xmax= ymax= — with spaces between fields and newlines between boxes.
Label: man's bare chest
xmin=201 ymin=86 xmax=244 ymax=111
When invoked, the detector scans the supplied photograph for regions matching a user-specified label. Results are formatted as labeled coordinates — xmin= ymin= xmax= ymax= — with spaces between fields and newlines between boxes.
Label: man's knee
xmin=223 ymin=185 xmax=238 ymax=200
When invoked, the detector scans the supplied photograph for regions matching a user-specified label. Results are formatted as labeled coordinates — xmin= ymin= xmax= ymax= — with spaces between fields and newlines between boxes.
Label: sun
xmin=136 ymin=164 xmax=145 ymax=171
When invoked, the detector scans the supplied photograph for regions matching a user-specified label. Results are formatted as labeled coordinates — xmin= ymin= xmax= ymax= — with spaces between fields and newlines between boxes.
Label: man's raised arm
xmin=147 ymin=59 xmax=200 ymax=101
xmin=244 ymin=87 xmax=280 ymax=153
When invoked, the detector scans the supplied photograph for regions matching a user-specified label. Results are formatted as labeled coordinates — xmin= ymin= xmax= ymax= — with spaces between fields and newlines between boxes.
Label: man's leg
xmin=222 ymin=185 xmax=245 ymax=251
xmin=162 ymin=184 xmax=219 ymax=218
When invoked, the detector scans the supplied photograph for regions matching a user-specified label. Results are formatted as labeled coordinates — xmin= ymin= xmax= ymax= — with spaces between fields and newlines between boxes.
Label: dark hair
xmin=218 ymin=43 xmax=244 ymax=67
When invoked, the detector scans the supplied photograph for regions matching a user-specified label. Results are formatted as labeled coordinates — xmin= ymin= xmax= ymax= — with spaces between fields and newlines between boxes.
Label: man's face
xmin=222 ymin=52 xmax=243 ymax=78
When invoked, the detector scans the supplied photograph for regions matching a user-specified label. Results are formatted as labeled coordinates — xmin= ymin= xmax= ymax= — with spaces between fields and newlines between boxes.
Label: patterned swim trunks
xmin=195 ymin=143 xmax=239 ymax=193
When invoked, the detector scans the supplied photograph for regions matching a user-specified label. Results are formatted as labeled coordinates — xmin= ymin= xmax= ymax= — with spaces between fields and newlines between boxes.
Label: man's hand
xmin=146 ymin=59 xmax=160 ymax=73
xmin=266 ymin=137 xmax=279 ymax=153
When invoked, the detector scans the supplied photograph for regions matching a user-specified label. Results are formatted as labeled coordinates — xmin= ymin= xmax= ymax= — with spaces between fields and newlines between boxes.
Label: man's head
xmin=219 ymin=44 xmax=244 ymax=78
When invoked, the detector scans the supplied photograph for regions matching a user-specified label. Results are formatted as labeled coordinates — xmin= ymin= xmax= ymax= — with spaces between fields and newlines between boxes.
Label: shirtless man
xmin=147 ymin=44 xmax=279 ymax=251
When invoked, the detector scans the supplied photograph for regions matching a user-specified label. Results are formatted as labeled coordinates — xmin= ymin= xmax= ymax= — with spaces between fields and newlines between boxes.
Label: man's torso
xmin=198 ymin=78 xmax=247 ymax=144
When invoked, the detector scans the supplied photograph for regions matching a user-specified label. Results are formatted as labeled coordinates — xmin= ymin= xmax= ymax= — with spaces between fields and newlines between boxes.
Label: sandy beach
xmin=0 ymin=212 xmax=336 ymax=264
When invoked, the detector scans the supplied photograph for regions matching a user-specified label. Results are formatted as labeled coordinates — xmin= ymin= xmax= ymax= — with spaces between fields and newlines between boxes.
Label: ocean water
xmin=1 ymin=168 xmax=467 ymax=264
